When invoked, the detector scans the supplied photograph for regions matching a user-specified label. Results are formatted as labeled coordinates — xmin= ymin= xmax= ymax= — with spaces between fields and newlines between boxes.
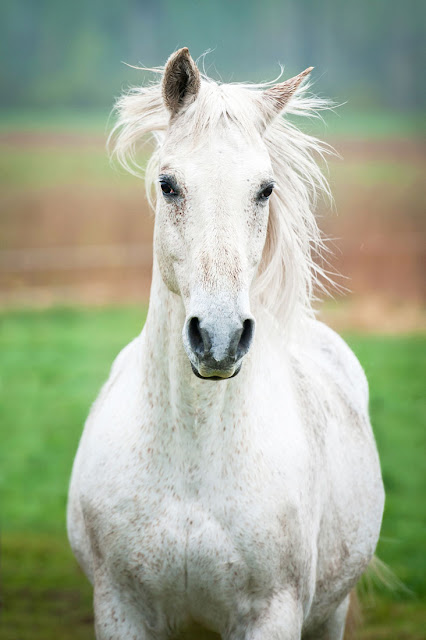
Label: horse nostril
xmin=237 ymin=318 xmax=255 ymax=359
xmin=186 ymin=315 xmax=254 ymax=365
xmin=187 ymin=317 xmax=204 ymax=357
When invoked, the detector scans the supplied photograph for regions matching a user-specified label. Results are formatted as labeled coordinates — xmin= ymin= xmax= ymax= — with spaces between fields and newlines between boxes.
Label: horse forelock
xmin=109 ymin=65 xmax=336 ymax=330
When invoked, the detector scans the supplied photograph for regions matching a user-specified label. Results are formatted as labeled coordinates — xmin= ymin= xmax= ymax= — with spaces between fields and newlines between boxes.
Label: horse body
xmin=68 ymin=49 xmax=384 ymax=639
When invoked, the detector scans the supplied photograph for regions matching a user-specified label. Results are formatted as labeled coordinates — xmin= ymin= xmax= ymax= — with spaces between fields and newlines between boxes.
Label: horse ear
xmin=162 ymin=47 xmax=201 ymax=116
xmin=261 ymin=67 xmax=313 ymax=121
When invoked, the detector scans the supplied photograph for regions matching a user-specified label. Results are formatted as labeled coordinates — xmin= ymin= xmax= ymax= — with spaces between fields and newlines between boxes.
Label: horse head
xmin=155 ymin=48 xmax=312 ymax=379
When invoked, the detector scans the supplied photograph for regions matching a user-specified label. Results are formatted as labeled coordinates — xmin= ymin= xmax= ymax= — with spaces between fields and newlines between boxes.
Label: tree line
xmin=1 ymin=0 xmax=424 ymax=110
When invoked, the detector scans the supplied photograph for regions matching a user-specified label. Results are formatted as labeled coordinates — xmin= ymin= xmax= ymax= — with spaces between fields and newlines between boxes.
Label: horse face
xmin=156 ymin=127 xmax=273 ymax=379
xmin=152 ymin=47 xmax=310 ymax=379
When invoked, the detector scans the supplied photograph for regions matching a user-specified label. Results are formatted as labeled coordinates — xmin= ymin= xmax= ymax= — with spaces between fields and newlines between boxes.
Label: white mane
xmin=109 ymin=67 xmax=335 ymax=328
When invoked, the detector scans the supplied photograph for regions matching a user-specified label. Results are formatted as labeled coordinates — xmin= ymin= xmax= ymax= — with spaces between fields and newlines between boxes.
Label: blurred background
xmin=0 ymin=1 xmax=425 ymax=638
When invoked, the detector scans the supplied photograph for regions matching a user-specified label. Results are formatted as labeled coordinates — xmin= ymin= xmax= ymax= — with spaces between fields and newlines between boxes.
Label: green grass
xmin=0 ymin=308 xmax=425 ymax=638
xmin=0 ymin=307 xmax=146 ymax=533
xmin=303 ymin=107 xmax=426 ymax=139
xmin=1 ymin=147 xmax=422 ymax=192
xmin=1 ymin=533 xmax=94 ymax=640
xmin=0 ymin=148 xmax=137 ymax=188
xmin=1 ymin=107 xmax=425 ymax=138
xmin=0 ymin=108 xmax=423 ymax=195
xmin=345 ymin=335 xmax=426 ymax=597
xmin=0 ymin=140 xmax=422 ymax=210
xmin=0 ymin=109 xmax=111 ymax=134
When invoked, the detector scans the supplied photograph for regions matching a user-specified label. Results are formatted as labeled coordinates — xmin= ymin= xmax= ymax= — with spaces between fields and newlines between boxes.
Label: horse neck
xmin=142 ymin=258 xmax=259 ymax=431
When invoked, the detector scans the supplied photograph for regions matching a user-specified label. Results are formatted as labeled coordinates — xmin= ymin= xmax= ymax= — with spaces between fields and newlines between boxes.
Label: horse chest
xmin=120 ymin=497 xmax=266 ymax=596
xmin=89 ymin=442 xmax=311 ymax=625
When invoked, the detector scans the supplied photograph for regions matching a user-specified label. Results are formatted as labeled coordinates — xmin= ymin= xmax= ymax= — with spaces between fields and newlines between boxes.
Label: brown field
xmin=1 ymin=132 xmax=425 ymax=332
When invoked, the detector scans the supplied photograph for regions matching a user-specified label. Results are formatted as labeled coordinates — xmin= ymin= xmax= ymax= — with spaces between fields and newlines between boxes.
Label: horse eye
xmin=260 ymin=186 xmax=273 ymax=200
xmin=160 ymin=182 xmax=175 ymax=195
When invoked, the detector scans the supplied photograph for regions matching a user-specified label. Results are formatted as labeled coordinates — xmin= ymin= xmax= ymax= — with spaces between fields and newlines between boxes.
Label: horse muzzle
xmin=183 ymin=314 xmax=255 ymax=380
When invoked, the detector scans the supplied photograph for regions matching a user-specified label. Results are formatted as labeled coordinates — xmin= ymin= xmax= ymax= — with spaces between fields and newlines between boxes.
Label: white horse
xmin=67 ymin=48 xmax=384 ymax=639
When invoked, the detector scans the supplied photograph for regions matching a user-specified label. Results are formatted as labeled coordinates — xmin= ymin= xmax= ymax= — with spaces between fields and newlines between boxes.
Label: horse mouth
xmin=190 ymin=363 xmax=242 ymax=380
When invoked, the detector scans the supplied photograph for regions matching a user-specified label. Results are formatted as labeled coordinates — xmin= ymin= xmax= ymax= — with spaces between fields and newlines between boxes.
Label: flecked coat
xmin=68 ymin=49 xmax=384 ymax=639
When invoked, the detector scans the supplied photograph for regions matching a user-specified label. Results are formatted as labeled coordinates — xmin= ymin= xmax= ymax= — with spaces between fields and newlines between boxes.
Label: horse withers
xmin=67 ymin=48 xmax=384 ymax=639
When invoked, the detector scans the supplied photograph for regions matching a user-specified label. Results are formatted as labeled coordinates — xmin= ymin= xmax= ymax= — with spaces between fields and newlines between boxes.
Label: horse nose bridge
xmin=195 ymin=243 xmax=245 ymax=292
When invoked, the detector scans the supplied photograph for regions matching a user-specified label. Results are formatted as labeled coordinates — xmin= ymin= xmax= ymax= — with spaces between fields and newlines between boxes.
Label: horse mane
xmin=109 ymin=65 xmax=335 ymax=329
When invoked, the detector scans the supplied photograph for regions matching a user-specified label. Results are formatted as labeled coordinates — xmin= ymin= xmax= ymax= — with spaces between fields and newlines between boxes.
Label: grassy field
xmin=0 ymin=105 xmax=424 ymax=636
xmin=0 ymin=107 xmax=425 ymax=138
xmin=0 ymin=307 xmax=425 ymax=638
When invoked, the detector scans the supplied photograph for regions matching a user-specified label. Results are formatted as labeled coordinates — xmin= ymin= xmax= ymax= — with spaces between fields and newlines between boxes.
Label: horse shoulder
xmin=305 ymin=320 xmax=369 ymax=408
xmin=294 ymin=320 xmax=384 ymax=628
xmin=67 ymin=333 xmax=145 ymax=580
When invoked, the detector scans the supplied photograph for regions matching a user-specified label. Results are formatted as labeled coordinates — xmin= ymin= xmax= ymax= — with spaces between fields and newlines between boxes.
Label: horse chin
xmin=191 ymin=362 xmax=242 ymax=381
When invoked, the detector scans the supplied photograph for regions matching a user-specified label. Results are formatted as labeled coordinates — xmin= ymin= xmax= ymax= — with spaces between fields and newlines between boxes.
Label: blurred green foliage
xmin=1 ymin=0 xmax=425 ymax=110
